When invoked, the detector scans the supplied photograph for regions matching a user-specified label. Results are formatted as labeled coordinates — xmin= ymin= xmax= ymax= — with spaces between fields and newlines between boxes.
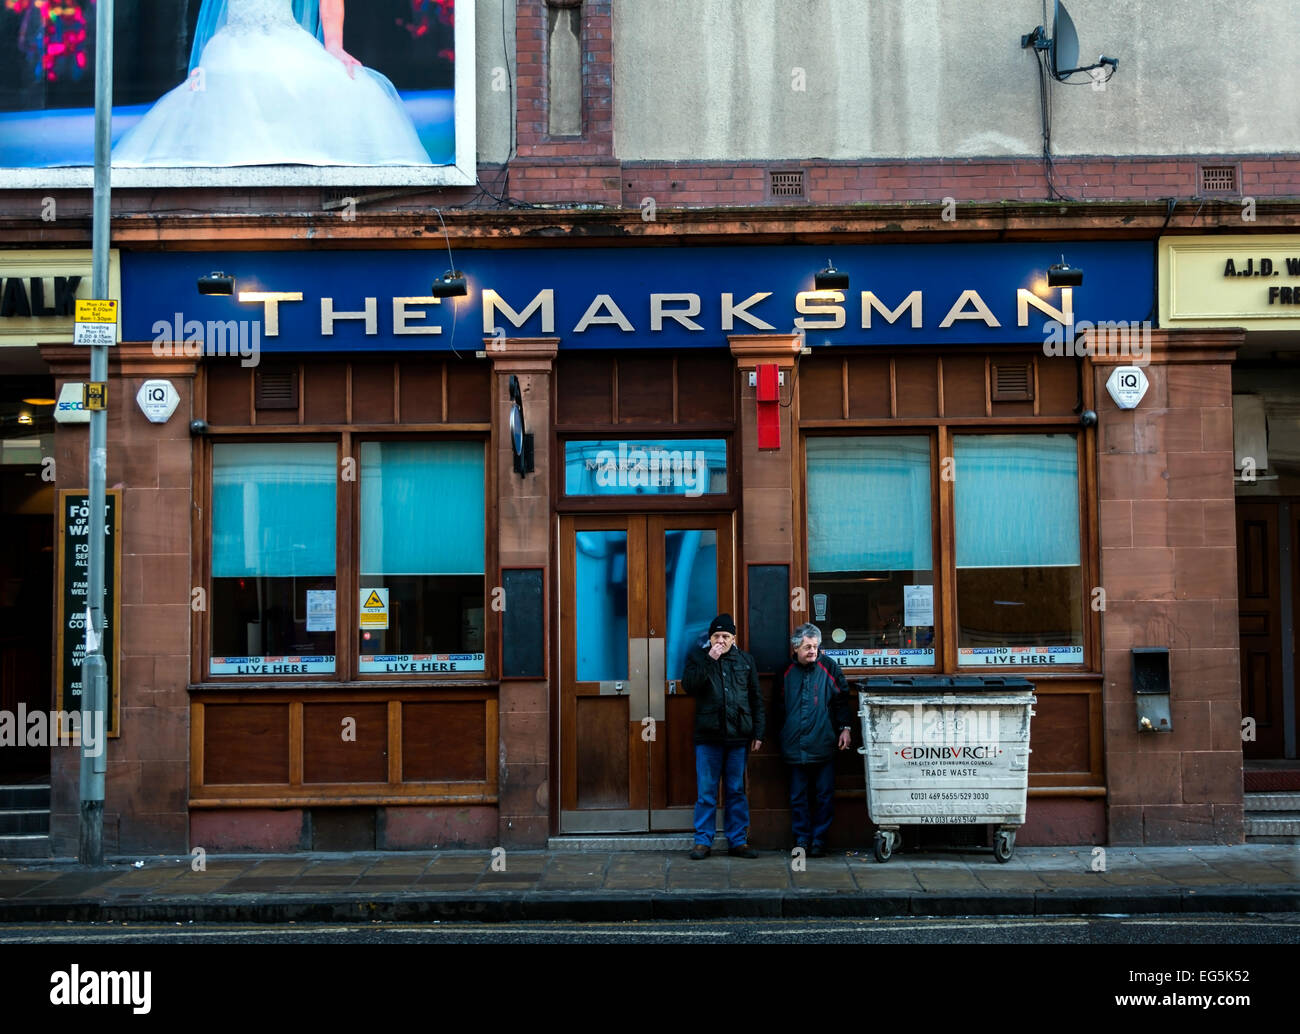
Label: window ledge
xmin=188 ymin=680 xmax=500 ymax=693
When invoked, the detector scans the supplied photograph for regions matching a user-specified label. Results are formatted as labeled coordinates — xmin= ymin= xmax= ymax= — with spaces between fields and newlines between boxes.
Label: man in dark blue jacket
xmin=682 ymin=613 xmax=764 ymax=860
xmin=770 ymin=622 xmax=853 ymax=857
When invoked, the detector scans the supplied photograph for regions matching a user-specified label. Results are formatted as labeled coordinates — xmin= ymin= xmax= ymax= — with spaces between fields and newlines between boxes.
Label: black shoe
xmin=809 ymin=842 xmax=827 ymax=858
xmin=689 ymin=844 xmax=711 ymax=860
xmin=728 ymin=844 xmax=759 ymax=858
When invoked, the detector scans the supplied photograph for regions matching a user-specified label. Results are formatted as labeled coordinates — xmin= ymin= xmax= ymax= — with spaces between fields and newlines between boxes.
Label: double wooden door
xmin=559 ymin=513 xmax=734 ymax=832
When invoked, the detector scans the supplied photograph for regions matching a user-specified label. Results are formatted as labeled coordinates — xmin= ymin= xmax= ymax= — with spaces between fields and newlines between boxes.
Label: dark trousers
xmin=788 ymin=759 xmax=835 ymax=846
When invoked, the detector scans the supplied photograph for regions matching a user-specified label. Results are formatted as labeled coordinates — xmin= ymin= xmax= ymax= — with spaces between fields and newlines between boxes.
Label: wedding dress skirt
xmin=113 ymin=0 xmax=432 ymax=167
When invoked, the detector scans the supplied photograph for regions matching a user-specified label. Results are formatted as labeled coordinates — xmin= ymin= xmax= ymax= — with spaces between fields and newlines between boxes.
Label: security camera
xmin=1079 ymin=410 xmax=1098 ymax=427
xmin=189 ymin=419 xmax=209 ymax=436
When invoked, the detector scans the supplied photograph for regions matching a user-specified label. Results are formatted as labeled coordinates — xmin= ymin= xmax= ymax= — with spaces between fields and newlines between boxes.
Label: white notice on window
xmin=903 ymin=585 xmax=933 ymax=627
xmin=306 ymin=590 xmax=335 ymax=632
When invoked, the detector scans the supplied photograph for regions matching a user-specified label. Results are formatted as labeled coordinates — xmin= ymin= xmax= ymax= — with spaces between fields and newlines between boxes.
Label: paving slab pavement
xmin=0 ymin=844 xmax=1296 ymax=922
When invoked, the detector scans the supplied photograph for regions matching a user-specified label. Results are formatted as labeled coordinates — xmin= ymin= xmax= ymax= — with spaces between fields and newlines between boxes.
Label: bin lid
xmin=856 ymin=675 xmax=1035 ymax=691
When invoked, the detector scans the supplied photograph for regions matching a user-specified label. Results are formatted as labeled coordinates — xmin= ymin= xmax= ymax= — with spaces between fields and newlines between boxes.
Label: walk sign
xmin=359 ymin=587 xmax=389 ymax=630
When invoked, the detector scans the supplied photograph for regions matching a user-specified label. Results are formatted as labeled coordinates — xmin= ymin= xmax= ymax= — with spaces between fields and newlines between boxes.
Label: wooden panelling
xmin=846 ymin=356 xmax=891 ymax=418
xmin=351 ymin=361 xmax=395 ymax=423
xmin=894 ymin=355 xmax=939 ymax=416
xmin=205 ymin=358 xmax=491 ymax=428
xmin=1037 ymin=355 xmax=1079 ymax=416
xmin=617 ymin=355 xmax=674 ymax=423
xmin=941 ymin=355 xmax=988 ymax=416
xmin=576 ymin=696 xmax=629 ymax=808
xmin=399 ymin=360 xmax=442 ymax=423
xmin=557 ymin=355 xmax=613 ymax=425
xmin=446 ymin=361 xmax=492 ymax=423
xmin=204 ymin=704 xmax=290 ymax=784
xmin=1028 ymin=691 xmax=1092 ymax=773
xmin=207 ymin=363 xmax=250 ymax=425
xmin=303 ymin=361 xmax=349 ymax=425
xmin=303 ymin=702 xmax=388 ymax=783
xmin=663 ymin=695 xmax=697 ymax=808
xmin=798 ymin=357 xmax=844 ymax=419
xmin=677 ymin=354 xmax=735 ymax=422
xmin=402 ymin=700 xmax=489 ymax=782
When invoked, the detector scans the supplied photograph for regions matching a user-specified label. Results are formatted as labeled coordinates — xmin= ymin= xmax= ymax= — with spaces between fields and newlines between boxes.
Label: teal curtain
xmin=360 ymin=441 xmax=484 ymax=575
xmin=954 ymin=435 xmax=1080 ymax=568
xmin=807 ymin=437 xmax=932 ymax=572
xmin=212 ymin=442 xmax=336 ymax=577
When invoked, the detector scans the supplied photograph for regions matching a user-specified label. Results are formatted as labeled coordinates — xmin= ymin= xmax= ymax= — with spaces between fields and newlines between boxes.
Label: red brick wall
xmin=1095 ymin=331 xmax=1245 ymax=845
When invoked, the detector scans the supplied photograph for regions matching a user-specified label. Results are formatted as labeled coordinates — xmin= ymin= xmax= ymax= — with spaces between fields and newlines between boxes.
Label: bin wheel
xmin=873 ymin=831 xmax=893 ymax=863
xmin=994 ymin=830 xmax=1015 ymax=863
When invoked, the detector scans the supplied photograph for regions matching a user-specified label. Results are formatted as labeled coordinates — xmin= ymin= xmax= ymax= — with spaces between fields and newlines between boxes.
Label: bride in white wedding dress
xmin=113 ymin=0 xmax=432 ymax=167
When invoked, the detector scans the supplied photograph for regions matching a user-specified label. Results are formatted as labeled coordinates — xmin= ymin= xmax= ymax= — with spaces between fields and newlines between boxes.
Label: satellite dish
xmin=1051 ymin=0 xmax=1080 ymax=78
xmin=1021 ymin=0 xmax=1117 ymax=82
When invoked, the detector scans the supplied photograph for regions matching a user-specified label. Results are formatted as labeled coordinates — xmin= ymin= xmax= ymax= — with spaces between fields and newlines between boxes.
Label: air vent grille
xmin=1200 ymin=165 xmax=1237 ymax=193
xmin=992 ymin=362 xmax=1033 ymax=402
xmin=768 ymin=170 xmax=806 ymax=199
xmin=255 ymin=367 xmax=299 ymax=410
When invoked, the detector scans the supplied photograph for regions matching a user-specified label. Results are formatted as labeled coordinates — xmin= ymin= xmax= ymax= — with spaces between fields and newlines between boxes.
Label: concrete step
xmin=0 ymin=784 xmax=50 ymax=809
xmin=0 ymin=809 xmax=49 ymax=835
xmin=1244 ymin=812 xmax=1300 ymax=837
xmin=0 ymin=834 xmax=50 ymax=859
xmin=1244 ymin=792 xmax=1300 ymax=811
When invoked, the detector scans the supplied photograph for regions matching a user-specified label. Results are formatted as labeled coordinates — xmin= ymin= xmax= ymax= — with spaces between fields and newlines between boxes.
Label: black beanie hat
xmin=709 ymin=613 xmax=737 ymax=636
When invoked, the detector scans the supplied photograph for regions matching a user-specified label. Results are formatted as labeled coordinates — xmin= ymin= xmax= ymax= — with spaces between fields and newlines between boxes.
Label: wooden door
xmin=1237 ymin=501 xmax=1287 ymax=758
xmin=559 ymin=514 xmax=733 ymax=833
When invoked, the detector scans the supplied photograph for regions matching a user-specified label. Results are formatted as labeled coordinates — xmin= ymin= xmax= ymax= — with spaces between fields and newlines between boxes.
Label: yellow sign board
xmin=74 ymin=299 xmax=118 ymax=324
xmin=83 ymin=383 xmax=106 ymax=410
xmin=359 ymin=587 xmax=389 ymax=630
xmin=1160 ymin=235 xmax=1300 ymax=330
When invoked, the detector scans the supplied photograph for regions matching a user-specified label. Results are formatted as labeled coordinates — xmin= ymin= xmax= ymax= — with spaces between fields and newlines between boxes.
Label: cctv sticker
xmin=1105 ymin=366 xmax=1148 ymax=410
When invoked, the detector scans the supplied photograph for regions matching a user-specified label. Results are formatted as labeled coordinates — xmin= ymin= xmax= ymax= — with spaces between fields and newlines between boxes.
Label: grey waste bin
xmin=856 ymin=676 xmax=1036 ymax=863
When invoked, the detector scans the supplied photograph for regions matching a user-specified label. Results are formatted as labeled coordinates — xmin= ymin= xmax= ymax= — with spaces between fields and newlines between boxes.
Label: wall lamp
xmin=814 ymin=261 xmax=849 ymax=291
xmin=197 ymin=272 xmax=235 ymax=296
xmin=1047 ymin=260 xmax=1083 ymax=287
xmin=431 ymin=270 xmax=468 ymax=298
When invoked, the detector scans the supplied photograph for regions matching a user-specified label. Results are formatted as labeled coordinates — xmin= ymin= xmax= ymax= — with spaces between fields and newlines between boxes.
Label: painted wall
xmin=613 ymin=0 xmax=1300 ymax=160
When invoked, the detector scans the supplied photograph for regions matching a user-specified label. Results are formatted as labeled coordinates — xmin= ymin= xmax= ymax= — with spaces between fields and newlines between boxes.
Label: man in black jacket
xmin=682 ymin=613 xmax=764 ymax=860
xmin=770 ymin=623 xmax=853 ymax=857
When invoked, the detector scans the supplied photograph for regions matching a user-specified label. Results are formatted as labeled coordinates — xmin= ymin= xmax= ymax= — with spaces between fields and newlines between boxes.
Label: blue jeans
xmin=789 ymin=760 xmax=835 ymax=846
xmin=693 ymin=742 xmax=750 ymax=847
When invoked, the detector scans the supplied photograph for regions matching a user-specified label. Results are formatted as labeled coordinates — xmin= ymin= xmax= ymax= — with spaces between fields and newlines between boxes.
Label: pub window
xmin=953 ymin=433 xmax=1083 ymax=666
xmin=358 ymin=441 xmax=486 ymax=674
xmin=210 ymin=442 xmax=337 ymax=675
xmin=806 ymin=436 xmax=936 ymax=669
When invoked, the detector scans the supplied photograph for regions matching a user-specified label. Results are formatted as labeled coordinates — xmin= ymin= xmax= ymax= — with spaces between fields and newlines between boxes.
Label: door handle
xmin=648 ymin=637 xmax=666 ymax=721
xmin=629 ymin=637 xmax=649 ymax=717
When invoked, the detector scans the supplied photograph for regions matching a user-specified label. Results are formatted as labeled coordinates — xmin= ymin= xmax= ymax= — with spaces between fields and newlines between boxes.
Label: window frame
xmin=801 ymin=425 xmax=1096 ymax=676
xmin=195 ymin=431 xmax=493 ymax=686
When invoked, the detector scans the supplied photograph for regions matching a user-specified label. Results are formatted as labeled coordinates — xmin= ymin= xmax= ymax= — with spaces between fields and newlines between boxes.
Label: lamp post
xmin=80 ymin=0 xmax=114 ymax=866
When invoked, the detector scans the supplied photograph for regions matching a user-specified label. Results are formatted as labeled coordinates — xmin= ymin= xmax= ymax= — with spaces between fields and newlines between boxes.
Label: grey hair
xmin=791 ymin=623 xmax=822 ymax=649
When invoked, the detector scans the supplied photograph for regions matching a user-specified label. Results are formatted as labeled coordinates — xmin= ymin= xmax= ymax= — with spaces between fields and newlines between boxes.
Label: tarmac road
xmin=3 ymin=913 xmax=1299 ymax=943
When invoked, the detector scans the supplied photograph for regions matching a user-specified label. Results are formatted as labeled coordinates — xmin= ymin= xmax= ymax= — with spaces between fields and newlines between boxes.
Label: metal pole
xmin=80 ymin=0 xmax=114 ymax=866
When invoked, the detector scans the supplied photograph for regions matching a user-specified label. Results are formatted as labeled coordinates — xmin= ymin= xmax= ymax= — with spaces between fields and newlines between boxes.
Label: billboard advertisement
xmin=0 ymin=0 xmax=475 ymax=187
